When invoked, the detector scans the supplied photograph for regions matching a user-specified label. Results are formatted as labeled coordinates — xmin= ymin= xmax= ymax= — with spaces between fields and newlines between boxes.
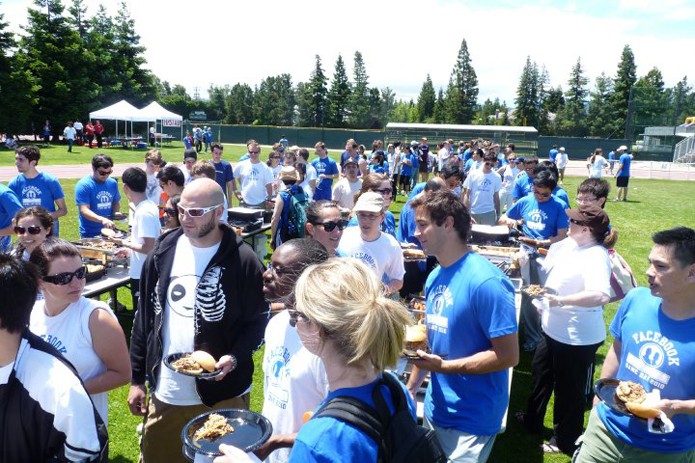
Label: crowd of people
xmin=0 ymin=138 xmax=693 ymax=463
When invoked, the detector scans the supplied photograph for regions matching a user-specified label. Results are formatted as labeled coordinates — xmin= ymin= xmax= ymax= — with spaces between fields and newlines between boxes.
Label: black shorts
xmin=616 ymin=176 xmax=629 ymax=188
xmin=399 ymin=175 xmax=411 ymax=187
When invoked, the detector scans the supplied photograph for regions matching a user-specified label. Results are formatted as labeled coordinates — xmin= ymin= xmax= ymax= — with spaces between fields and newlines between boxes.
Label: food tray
xmin=181 ymin=409 xmax=272 ymax=461
xmin=73 ymin=238 xmax=122 ymax=256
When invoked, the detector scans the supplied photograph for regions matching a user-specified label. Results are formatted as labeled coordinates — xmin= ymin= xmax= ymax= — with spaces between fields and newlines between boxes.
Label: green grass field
xmin=4 ymin=143 xmax=694 ymax=462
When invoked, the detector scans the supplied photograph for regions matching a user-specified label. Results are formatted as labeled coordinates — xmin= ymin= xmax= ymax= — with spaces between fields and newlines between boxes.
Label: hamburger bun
xmin=404 ymin=324 xmax=428 ymax=353
xmin=615 ymin=380 xmax=647 ymax=404
xmin=190 ymin=350 xmax=217 ymax=372
xmin=403 ymin=248 xmax=426 ymax=261
xmin=625 ymin=401 xmax=661 ymax=419
xmin=100 ymin=227 xmax=117 ymax=238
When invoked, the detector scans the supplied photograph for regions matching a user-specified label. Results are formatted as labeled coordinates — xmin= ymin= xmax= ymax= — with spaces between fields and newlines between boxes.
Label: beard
xmin=186 ymin=215 xmax=217 ymax=240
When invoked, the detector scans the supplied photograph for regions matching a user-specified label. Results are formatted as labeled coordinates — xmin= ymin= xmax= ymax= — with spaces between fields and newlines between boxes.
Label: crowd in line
xmin=0 ymin=137 xmax=692 ymax=463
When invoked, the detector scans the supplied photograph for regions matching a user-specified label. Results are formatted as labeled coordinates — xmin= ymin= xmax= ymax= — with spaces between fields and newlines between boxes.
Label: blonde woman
xmin=215 ymin=258 xmax=417 ymax=462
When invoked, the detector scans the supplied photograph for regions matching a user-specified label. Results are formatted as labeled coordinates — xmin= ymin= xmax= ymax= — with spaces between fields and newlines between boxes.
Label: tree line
xmin=1 ymin=1 xmax=693 ymax=139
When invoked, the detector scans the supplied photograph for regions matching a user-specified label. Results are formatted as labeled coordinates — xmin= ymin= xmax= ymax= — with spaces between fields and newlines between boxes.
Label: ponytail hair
xmin=294 ymin=258 xmax=413 ymax=371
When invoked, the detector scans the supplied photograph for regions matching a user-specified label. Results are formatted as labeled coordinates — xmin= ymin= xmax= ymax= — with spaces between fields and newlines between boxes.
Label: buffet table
xmin=82 ymin=266 xmax=131 ymax=314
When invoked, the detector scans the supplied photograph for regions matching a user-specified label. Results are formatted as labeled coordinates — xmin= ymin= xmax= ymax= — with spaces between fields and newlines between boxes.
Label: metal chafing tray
xmin=72 ymin=238 xmax=123 ymax=260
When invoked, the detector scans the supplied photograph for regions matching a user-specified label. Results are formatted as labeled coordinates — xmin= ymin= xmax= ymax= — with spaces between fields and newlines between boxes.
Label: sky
xmin=2 ymin=0 xmax=695 ymax=107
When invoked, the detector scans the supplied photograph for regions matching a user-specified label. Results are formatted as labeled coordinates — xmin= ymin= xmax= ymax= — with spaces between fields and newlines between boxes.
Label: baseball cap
xmin=344 ymin=157 xmax=358 ymax=166
xmin=353 ymin=192 xmax=384 ymax=213
xmin=566 ymin=205 xmax=610 ymax=236
xmin=515 ymin=156 xmax=526 ymax=163
xmin=559 ymin=147 xmax=565 ymax=151
xmin=618 ymin=145 xmax=628 ymax=151
xmin=410 ymin=140 xmax=419 ymax=146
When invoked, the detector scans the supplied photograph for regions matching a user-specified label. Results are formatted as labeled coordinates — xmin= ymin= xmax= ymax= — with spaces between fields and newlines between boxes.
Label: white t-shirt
xmin=262 ymin=311 xmax=329 ymax=463
xmin=30 ymin=297 xmax=116 ymax=424
xmin=146 ymin=173 xmax=162 ymax=204
xmin=501 ymin=165 xmax=520 ymax=193
xmin=331 ymin=178 xmax=362 ymax=209
xmin=463 ymin=169 xmax=502 ymax=214
xmin=337 ymin=227 xmax=405 ymax=282
xmin=589 ymin=155 xmax=609 ymax=178
xmin=155 ymin=236 xmax=220 ymax=405
xmin=556 ymin=152 xmax=569 ymax=169
xmin=233 ymin=160 xmax=274 ymax=205
xmin=438 ymin=147 xmax=450 ymax=171
xmin=541 ymin=238 xmax=611 ymax=345
xmin=300 ymin=164 xmax=317 ymax=200
xmin=129 ymin=199 xmax=161 ymax=279
xmin=63 ymin=126 xmax=76 ymax=140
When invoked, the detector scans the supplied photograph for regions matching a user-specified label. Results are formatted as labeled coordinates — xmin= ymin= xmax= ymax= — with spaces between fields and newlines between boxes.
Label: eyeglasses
xmin=373 ymin=188 xmax=392 ymax=195
xmin=484 ymin=162 xmax=494 ymax=167
xmin=249 ymin=150 xmax=260 ymax=154
xmin=177 ymin=203 xmax=223 ymax=218
xmin=97 ymin=169 xmax=112 ymax=176
xmin=41 ymin=266 xmax=87 ymax=285
xmin=163 ymin=208 xmax=178 ymax=216
xmin=533 ymin=190 xmax=551 ymax=198
xmin=317 ymin=220 xmax=349 ymax=232
xmin=576 ymin=196 xmax=598 ymax=204
xmin=288 ymin=309 xmax=309 ymax=327
xmin=14 ymin=225 xmax=43 ymax=235
xmin=356 ymin=212 xmax=382 ymax=221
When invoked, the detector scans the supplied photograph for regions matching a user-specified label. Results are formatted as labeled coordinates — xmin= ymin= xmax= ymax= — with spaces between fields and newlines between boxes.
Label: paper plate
xmin=181 ymin=409 xmax=272 ymax=461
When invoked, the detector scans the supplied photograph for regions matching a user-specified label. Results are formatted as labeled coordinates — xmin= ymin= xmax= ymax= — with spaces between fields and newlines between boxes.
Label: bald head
xmin=182 ymin=177 xmax=224 ymax=208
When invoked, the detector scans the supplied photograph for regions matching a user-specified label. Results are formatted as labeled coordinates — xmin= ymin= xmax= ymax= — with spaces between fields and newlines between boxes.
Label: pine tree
xmin=444 ymin=38 xmax=478 ymax=124
xmin=326 ymin=54 xmax=351 ymax=127
xmin=632 ymin=67 xmax=667 ymax=126
xmin=347 ymin=51 xmax=370 ymax=128
xmin=416 ymin=75 xmax=436 ymax=122
xmin=586 ymin=73 xmax=614 ymax=137
xmin=609 ymin=45 xmax=637 ymax=137
xmin=556 ymin=57 xmax=589 ymax=136
xmin=433 ymin=88 xmax=446 ymax=123
xmin=513 ymin=56 xmax=541 ymax=127
xmin=254 ymin=74 xmax=296 ymax=126
xmin=298 ymin=55 xmax=328 ymax=126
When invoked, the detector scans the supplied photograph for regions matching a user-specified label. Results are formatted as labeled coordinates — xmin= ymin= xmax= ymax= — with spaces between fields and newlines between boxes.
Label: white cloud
xmin=1 ymin=0 xmax=693 ymax=105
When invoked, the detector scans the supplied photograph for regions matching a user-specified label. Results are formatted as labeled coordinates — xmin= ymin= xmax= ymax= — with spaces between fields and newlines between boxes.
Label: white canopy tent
xmin=88 ymin=100 xmax=140 ymax=138
xmin=137 ymin=101 xmax=183 ymax=143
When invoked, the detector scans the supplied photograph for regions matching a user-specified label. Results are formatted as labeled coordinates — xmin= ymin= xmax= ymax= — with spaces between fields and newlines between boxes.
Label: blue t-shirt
xmin=74 ymin=176 xmax=121 ymax=238
xmin=597 ymin=288 xmax=695 ymax=453
xmin=618 ymin=153 xmax=632 ymax=177
xmin=8 ymin=172 xmax=64 ymax=212
xmin=396 ymin=201 xmax=418 ymax=245
xmin=182 ymin=136 xmax=193 ymax=149
xmin=406 ymin=183 xmax=426 ymax=202
xmin=552 ymin=186 xmax=570 ymax=209
xmin=292 ymin=373 xmax=416 ymax=462
xmin=347 ymin=211 xmax=396 ymax=238
xmin=311 ymin=157 xmax=339 ymax=192
xmin=204 ymin=129 xmax=213 ymax=143
xmin=0 ymin=184 xmax=23 ymax=252
xmin=608 ymin=151 xmax=615 ymax=161
xmin=400 ymin=153 xmax=416 ymax=177
xmin=212 ymin=160 xmax=234 ymax=196
xmin=424 ymin=252 xmax=517 ymax=434
xmin=512 ymin=172 xmax=534 ymax=200
xmin=549 ymin=148 xmax=559 ymax=162
xmin=506 ymin=194 xmax=569 ymax=240
xmin=463 ymin=148 xmax=472 ymax=162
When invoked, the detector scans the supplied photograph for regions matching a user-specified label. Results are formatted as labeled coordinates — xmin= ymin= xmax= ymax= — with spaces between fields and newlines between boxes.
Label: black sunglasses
xmin=288 ymin=309 xmax=309 ymax=327
xmin=42 ymin=266 xmax=87 ymax=285
xmin=534 ymin=190 xmax=551 ymax=198
xmin=317 ymin=220 xmax=348 ymax=232
xmin=14 ymin=225 xmax=43 ymax=235
xmin=373 ymin=188 xmax=393 ymax=195
xmin=164 ymin=208 xmax=178 ymax=216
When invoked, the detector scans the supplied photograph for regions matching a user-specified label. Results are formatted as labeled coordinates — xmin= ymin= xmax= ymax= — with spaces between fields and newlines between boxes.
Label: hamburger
xmin=172 ymin=350 xmax=218 ymax=375
xmin=190 ymin=350 xmax=218 ymax=372
xmin=615 ymin=380 xmax=661 ymax=419
xmin=403 ymin=324 xmax=428 ymax=355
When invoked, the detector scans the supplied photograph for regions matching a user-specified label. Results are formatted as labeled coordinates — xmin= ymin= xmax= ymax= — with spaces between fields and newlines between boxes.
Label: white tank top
xmin=30 ymin=297 xmax=116 ymax=424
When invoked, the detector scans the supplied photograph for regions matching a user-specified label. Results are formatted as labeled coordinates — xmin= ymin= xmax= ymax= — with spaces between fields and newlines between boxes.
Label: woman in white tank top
xmin=29 ymin=238 xmax=131 ymax=425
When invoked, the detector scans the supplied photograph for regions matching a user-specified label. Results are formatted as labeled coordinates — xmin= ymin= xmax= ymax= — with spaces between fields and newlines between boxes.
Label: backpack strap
xmin=314 ymin=395 xmax=384 ymax=445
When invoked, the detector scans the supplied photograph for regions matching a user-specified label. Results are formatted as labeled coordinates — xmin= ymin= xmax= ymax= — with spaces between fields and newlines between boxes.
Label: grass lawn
xmin=8 ymin=146 xmax=694 ymax=462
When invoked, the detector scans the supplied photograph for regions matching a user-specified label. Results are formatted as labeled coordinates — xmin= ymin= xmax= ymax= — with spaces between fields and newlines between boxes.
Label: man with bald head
xmin=128 ymin=178 xmax=267 ymax=463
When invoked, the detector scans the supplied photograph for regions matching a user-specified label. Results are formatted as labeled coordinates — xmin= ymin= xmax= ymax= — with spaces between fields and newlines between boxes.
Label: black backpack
xmin=314 ymin=373 xmax=447 ymax=463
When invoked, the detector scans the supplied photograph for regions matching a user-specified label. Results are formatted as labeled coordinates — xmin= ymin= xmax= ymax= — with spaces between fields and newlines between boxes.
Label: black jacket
xmin=130 ymin=225 xmax=267 ymax=406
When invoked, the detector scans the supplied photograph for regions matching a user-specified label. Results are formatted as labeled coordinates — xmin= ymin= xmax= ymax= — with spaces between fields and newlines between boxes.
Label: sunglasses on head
xmin=287 ymin=309 xmax=309 ymax=327
xmin=42 ymin=266 xmax=87 ymax=285
xmin=177 ymin=203 xmax=223 ymax=218
xmin=14 ymin=225 xmax=43 ymax=235
xmin=317 ymin=219 xmax=349 ymax=232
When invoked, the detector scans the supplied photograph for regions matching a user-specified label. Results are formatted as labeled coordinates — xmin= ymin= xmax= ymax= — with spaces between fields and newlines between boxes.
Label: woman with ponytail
xmin=516 ymin=204 xmax=613 ymax=454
